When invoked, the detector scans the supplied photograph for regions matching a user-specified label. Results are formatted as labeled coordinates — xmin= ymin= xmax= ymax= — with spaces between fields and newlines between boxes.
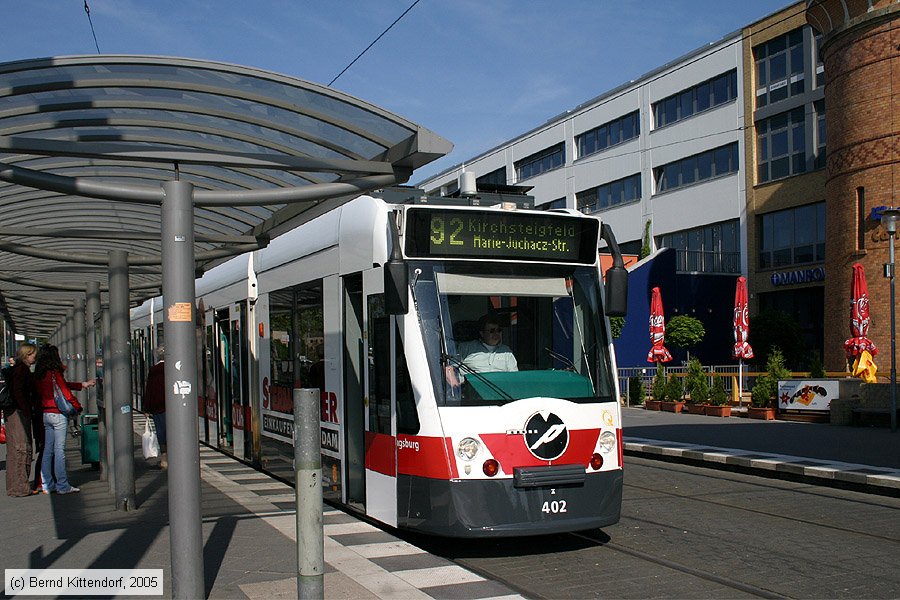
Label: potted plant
xmin=749 ymin=348 xmax=789 ymax=420
xmin=645 ymin=367 xmax=665 ymax=410
xmin=628 ymin=374 xmax=645 ymax=407
xmin=661 ymin=373 xmax=685 ymax=412
xmin=682 ymin=357 xmax=708 ymax=414
xmin=666 ymin=315 xmax=706 ymax=363
xmin=706 ymin=374 xmax=731 ymax=417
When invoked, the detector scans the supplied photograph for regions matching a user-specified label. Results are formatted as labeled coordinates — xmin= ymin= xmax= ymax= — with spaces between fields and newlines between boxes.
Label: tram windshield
xmin=411 ymin=262 xmax=615 ymax=406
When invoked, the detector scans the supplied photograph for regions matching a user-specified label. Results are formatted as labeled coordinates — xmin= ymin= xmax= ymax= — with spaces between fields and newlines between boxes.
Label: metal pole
xmin=294 ymin=388 xmax=324 ymax=599
xmin=85 ymin=282 xmax=101 ymax=415
xmin=73 ymin=297 xmax=87 ymax=404
xmin=890 ymin=233 xmax=897 ymax=433
xmin=109 ymin=249 xmax=136 ymax=509
xmin=161 ymin=180 xmax=205 ymax=600
xmin=101 ymin=306 xmax=114 ymax=487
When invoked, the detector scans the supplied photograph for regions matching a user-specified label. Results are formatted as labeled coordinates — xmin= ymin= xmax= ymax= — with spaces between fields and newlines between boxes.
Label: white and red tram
xmin=132 ymin=186 xmax=628 ymax=537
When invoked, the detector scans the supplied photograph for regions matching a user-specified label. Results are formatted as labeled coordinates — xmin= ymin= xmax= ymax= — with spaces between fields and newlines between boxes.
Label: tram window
xmin=395 ymin=326 xmax=419 ymax=435
xmin=368 ymin=311 xmax=392 ymax=435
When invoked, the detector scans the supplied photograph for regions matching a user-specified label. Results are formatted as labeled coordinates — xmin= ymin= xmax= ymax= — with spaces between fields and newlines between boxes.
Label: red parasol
xmin=843 ymin=262 xmax=878 ymax=358
xmin=647 ymin=286 xmax=672 ymax=363
xmin=732 ymin=276 xmax=754 ymax=360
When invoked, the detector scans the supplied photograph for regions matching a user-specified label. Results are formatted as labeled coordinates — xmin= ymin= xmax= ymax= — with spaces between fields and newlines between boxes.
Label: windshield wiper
xmin=442 ymin=353 xmax=515 ymax=402
xmin=545 ymin=347 xmax=577 ymax=371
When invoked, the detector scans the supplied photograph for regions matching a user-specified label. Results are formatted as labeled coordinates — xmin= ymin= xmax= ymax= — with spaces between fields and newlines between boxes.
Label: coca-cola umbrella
xmin=732 ymin=276 xmax=754 ymax=405
xmin=843 ymin=262 xmax=878 ymax=359
xmin=647 ymin=286 xmax=673 ymax=364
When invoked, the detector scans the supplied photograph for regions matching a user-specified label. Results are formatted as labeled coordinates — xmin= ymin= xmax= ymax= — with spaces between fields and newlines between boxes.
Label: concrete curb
xmin=624 ymin=437 xmax=900 ymax=494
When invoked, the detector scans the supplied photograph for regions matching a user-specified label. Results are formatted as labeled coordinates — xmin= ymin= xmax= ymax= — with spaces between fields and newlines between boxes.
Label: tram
xmin=131 ymin=185 xmax=628 ymax=537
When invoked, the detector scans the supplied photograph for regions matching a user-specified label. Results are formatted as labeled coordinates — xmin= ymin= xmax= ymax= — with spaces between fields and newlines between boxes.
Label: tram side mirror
xmin=385 ymin=260 xmax=409 ymax=315
xmin=604 ymin=265 xmax=628 ymax=317
xmin=600 ymin=223 xmax=628 ymax=317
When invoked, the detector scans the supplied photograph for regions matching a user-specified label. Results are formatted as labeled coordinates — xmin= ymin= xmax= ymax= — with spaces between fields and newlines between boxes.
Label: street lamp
xmin=881 ymin=207 xmax=900 ymax=433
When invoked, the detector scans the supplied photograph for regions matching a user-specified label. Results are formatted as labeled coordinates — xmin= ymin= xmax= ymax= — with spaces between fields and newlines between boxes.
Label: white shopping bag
xmin=142 ymin=418 xmax=160 ymax=460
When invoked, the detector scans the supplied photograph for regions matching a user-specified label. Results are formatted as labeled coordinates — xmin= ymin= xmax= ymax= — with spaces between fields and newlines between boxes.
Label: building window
xmin=576 ymin=173 xmax=641 ymax=213
xmin=814 ymin=33 xmax=825 ymax=88
xmin=539 ymin=197 xmax=567 ymax=210
xmin=515 ymin=143 xmax=564 ymax=180
xmin=653 ymin=70 xmax=738 ymax=128
xmin=757 ymin=107 xmax=806 ymax=183
xmin=754 ymin=28 xmax=805 ymax=108
xmin=814 ymin=100 xmax=826 ymax=170
xmin=655 ymin=142 xmax=738 ymax=193
xmin=576 ymin=111 xmax=640 ymax=158
xmin=476 ymin=167 xmax=507 ymax=187
xmin=758 ymin=202 xmax=825 ymax=269
xmin=659 ymin=220 xmax=740 ymax=274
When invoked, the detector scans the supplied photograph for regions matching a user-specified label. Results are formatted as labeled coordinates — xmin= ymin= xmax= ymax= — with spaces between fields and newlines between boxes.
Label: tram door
xmin=364 ymin=293 xmax=397 ymax=527
xmin=213 ymin=306 xmax=247 ymax=454
xmin=343 ymin=275 xmax=365 ymax=509
xmin=229 ymin=303 xmax=249 ymax=459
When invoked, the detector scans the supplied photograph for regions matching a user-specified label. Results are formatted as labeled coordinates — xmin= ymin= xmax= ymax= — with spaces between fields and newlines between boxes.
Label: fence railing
xmin=617 ymin=366 xmax=852 ymax=407
xmin=618 ymin=365 xmax=749 ymax=407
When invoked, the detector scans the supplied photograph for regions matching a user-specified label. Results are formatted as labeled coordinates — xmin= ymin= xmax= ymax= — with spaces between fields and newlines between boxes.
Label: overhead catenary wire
xmin=84 ymin=0 xmax=101 ymax=54
xmin=328 ymin=0 xmax=422 ymax=87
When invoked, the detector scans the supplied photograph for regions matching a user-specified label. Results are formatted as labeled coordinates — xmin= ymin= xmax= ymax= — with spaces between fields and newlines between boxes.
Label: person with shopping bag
xmin=33 ymin=345 xmax=95 ymax=495
xmin=142 ymin=346 xmax=166 ymax=468
xmin=4 ymin=343 xmax=37 ymax=497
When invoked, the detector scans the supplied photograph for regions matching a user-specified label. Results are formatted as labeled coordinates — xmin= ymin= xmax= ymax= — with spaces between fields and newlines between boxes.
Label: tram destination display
xmin=404 ymin=207 xmax=599 ymax=263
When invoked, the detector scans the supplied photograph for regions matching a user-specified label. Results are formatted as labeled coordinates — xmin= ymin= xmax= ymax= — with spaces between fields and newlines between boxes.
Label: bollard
xmin=294 ymin=388 xmax=324 ymax=599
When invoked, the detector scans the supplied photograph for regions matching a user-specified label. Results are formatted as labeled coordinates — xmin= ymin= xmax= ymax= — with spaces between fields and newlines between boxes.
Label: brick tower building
xmin=806 ymin=0 xmax=899 ymax=371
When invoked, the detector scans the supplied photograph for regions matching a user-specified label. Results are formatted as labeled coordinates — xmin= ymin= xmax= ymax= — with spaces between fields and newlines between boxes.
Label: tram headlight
xmin=598 ymin=431 xmax=617 ymax=454
xmin=457 ymin=437 xmax=481 ymax=461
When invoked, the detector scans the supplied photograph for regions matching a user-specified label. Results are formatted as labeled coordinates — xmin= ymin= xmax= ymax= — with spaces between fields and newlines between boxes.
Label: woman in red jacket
xmin=4 ymin=343 xmax=37 ymax=497
xmin=34 ymin=345 xmax=94 ymax=494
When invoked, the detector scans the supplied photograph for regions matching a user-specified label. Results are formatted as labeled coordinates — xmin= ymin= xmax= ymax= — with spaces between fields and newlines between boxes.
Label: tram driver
xmin=445 ymin=313 xmax=517 ymax=391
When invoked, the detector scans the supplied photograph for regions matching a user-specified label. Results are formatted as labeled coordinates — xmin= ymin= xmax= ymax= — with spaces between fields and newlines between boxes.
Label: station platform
xmin=2 ymin=409 xmax=899 ymax=598
xmin=0 ymin=415 xmax=522 ymax=599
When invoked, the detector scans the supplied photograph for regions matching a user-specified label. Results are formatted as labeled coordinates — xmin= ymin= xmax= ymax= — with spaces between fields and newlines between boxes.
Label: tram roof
xmin=0 ymin=55 xmax=452 ymax=338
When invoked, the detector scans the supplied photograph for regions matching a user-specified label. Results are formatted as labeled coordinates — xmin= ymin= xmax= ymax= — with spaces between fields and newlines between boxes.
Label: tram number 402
xmin=541 ymin=500 xmax=567 ymax=514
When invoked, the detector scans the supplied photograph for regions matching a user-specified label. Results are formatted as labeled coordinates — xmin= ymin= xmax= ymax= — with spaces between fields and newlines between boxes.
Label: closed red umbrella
xmin=733 ymin=276 xmax=754 ymax=405
xmin=844 ymin=263 xmax=877 ymax=358
xmin=647 ymin=286 xmax=672 ymax=363
xmin=733 ymin=276 xmax=754 ymax=361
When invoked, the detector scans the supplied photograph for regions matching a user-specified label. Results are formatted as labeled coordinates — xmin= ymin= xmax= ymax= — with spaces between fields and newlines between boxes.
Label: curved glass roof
xmin=0 ymin=55 xmax=451 ymax=337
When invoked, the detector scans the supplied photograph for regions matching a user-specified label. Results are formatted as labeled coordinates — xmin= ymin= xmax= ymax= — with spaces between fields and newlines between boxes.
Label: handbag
xmin=52 ymin=376 xmax=77 ymax=417
xmin=142 ymin=419 xmax=160 ymax=460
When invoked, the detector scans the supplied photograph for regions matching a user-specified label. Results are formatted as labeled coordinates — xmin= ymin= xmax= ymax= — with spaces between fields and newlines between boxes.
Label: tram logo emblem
xmin=524 ymin=411 xmax=569 ymax=460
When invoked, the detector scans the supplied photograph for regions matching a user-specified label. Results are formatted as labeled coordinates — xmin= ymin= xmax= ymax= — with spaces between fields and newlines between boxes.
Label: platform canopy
xmin=0 ymin=55 xmax=452 ymax=338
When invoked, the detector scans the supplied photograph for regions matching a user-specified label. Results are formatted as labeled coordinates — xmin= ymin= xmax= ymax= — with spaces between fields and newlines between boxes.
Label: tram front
xmin=395 ymin=203 xmax=626 ymax=537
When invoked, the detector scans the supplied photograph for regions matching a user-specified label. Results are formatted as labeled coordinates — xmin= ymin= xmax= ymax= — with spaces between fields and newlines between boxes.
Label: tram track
xmin=626 ymin=457 xmax=900 ymax=545
xmin=415 ymin=458 xmax=900 ymax=599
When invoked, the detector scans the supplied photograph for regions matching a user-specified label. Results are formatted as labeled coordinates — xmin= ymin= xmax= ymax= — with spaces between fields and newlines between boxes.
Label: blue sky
xmin=4 ymin=0 xmax=791 ymax=183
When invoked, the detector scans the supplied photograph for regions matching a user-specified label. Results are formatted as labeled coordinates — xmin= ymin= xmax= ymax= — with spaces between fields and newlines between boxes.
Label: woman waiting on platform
xmin=4 ymin=343 xmax=37 ymax=497
xmin=34 ymin=345 xmax=94 ymax=494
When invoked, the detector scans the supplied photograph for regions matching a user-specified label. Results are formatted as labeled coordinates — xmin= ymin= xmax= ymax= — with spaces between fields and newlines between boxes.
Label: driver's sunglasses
xmin=482 ymin=327 xmax=502 ymax=333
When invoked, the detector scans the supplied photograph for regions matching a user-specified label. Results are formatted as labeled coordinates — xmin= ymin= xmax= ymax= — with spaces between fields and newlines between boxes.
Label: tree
xmin=609 ymin=316 xmax=625 ymax=339
xmin=640 ymin=220 xmax=653 ymax=259
xmin=666 ymin=315 xmax=706 ymax=358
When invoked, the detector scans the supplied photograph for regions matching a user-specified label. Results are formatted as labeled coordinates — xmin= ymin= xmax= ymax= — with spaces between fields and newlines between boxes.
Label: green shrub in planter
xmin=684 ymin=357 xmax=708 ymax=404
xmin=709 ymin=375 xmax=728 ymax=406
xmin=628 ymin=375 xmax=645 ymax=405
xmin=651 ymin=367 xmax=667 ymax=402
xmin=665 ymin=374 xmax=684 ymax=403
